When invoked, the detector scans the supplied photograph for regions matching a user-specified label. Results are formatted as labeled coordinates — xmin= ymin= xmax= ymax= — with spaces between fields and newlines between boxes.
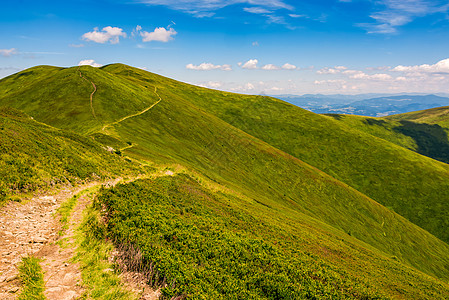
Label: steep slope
xmin=0 ymin=65 xmax=160 ymax=135
xmin=1 ymin=64 xmax=449 ymax=294
xmin=386 ymin=105 xmax=449 ymax=129
xmin=0 ymin=106 xmax=139 ymax=205
xmin=323 ymin=113 xmax=449 ymax=164
xmin=98 ymin=175 xmax=449 ymax=299
xmin=100 ymin=64 xmax=449 ymax=245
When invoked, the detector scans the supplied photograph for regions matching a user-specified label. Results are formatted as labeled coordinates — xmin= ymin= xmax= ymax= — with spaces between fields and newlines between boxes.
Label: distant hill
xmin=278 ymin=94 xmax=449 ymax=117
xmin=1 ymin=64 xmax=449 ymax=298
xmin=386 ymin=105 xmax=449 ymax=129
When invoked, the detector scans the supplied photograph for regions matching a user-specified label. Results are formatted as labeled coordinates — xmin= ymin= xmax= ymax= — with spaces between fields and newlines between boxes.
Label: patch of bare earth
xmin=0 ymin=176 xmax=163 ymax=300
xmin=109 ymin=245 xmax=162 ymax=300
xmin=0 ymin=182 xmax=98 ymax=299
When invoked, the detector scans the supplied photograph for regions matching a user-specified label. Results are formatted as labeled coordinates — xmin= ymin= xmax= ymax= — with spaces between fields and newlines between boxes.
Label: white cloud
xmin=317 ymin=66 xmax=347 ymax=74
xmin=138 ymin=0 xmax=293 ymax=17
xmin=317 ymin=67 xmax=340 ymax=74
xmin=241 ymin=59 xmax=258 ymax=69
xmin=69 ymin=44 xmax=85 ymax=48
xmin=262 ymin=64 xmax=280 ymax=70
xmin=252 ymin=41 xmax=259 ymax=46
xmin=0 ymin=48 xmax=18 ymax=57
xmin=392 ymin=58 xmax=449 ymax=74
xmin=244 ymin=7 xmax=272 ymax=14
xmin=140 ymin=27 xmax=177 ymax=42
xmin=314 ymin=79 xmax=347 ymax=85
xmin=260 ymin=63 xmax=297 ymax=70
xmin=282 ymin=63 xmax=297 ymax=70
xmin=186 ymin=62 xmax=232 ymax=71
xmin=350 ymin=72 xmax=392 ymax=80
xmin=78 ymin=59 xmax=102 ymax=67
xmin=289 ymin=14 xmax=307 ymax=18
xmin=245 ymin=82 xmax=255 ymax=90
xmin=82 ymin=26 xmax=127 ymax=44
xmin=359 ymin=0 xmax=449 ymax=34
xmin=131 ymin=25 xmax=143 ymax=37
xmin=342 ymin=69 xmax=363 ymax=75
xmin=199 ymin=81 xmax=223 ymax=89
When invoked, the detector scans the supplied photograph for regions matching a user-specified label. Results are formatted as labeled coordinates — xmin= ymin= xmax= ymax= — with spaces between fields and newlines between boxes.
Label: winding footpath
xmin=0 ymin=181 xmax=102 ymax=299
xmin=77 ymin=67 xmax=98 ymax=120
xmin=0 ymin=177 xmax=157 ymax=299
xmin=102 ymin=86 xmax=162 ymax=132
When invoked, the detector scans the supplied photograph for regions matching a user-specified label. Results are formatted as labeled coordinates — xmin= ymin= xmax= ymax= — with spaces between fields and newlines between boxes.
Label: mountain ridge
xmin=1 ymin=64 xmax=449 ymax=298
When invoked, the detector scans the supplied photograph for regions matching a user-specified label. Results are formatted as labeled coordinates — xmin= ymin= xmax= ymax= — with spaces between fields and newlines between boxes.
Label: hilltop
xmin=386 ymin=105 xmax=449 ymax=129
xmin=1 ymin=64 xmax=449 ymax=298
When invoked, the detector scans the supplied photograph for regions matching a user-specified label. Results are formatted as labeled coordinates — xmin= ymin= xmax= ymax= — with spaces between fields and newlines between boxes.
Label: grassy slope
xmin=98 ymin=174 xmax=449 ymax=299
xmin=0 ymin=65 xmax=160 ymax=135
xmin=386 ymin=105 xmax=449 ymax=128
xmin=1 ymin=65 xmax=449 ymax=295
xmin=0 ymin=106 xmax=139 ymax=205
xmin=78 ymin=65 xmax=449 ymax=283
xmin=322 ymin=113 xmax=449 ymax=165
xmin=103 ymin=64 xmax=449 ymax=246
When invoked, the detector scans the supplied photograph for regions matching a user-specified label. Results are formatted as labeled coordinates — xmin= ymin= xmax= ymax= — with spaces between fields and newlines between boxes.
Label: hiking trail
xmin=0 ymin=176 xmax=161 ymax=299
xmin=102 ymin=86 xmax=162 ymax=132
xmin=77 ymin=67 xmax=98 ymax=120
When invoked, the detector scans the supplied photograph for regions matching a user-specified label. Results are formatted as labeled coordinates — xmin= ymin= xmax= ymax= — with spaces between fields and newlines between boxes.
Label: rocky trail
xmin=0 ymin=177 xmax=156 ymax=299
xmin=0 ymin=182 xmax=95 ymax=298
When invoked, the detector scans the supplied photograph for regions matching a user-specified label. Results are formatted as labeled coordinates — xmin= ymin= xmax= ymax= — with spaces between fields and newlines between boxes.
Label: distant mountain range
xmin=276 ymin=93 xmax=449 ymax=117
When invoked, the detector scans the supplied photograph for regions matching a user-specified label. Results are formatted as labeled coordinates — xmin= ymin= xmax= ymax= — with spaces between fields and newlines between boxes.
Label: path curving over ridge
xmin=101 ymin=86 xmax=162 ymax=132
xmin=77 ymin=67 xmax=98 ymax=120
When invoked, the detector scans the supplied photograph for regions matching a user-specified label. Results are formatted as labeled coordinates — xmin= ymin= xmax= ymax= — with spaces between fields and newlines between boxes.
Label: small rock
xmin=47 ymin=287 xmax=62 ymax=293
xmin=63 ymin=291 xmax=78 ymax=300
xmin=6 ymin=275 xmax=18 ymax=282
xmin=31 ymin=237 xmax=46 ymax=243
xmin=9 ymin=286 xmax=19 ymax=293
xmin=102 ymin=268 xmax=114 ymax=273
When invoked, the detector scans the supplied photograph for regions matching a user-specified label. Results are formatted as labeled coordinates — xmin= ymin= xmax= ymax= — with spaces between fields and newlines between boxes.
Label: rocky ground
xmin=0 ymin=177 xmax=160 ymax=299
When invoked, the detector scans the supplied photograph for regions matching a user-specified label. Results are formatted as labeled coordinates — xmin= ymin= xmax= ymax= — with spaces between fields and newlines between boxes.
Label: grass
xmin=0 ymin=106 xmax=142 ymax=206
xmin=97 ymin=174 xmax=449 ymax=299
xmin=56 ymin=193 xmax=80 ymax=235
xmin=386 ymin=105 xmax=449 ymax=129
xmin=2 ymin=63 xmax=449 ymax=297
xmin=74 ymin=192 xmax=136 ymax=300
xmin=17 ymin=256 xmax=46 ymax=300
xmin=324 ymin=113 xmax=449 ymax=164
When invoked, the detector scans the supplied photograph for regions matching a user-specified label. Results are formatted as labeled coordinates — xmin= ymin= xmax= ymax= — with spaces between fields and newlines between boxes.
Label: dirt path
xmin=0 ymin=181 xmax=112 ymax=299
xmin=0 ymin=174 xmax=164 ymax=299
xmin=78 ymin=67 xmax=98 ymax=120
xmin=102 ymin=87 xmax=162 ymax=132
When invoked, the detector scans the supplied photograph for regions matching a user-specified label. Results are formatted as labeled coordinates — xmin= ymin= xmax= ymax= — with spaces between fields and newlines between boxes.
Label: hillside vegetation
xmin=0 ymin=106 xmax=139 ymax=205
xmin=1 ymin=64 xmax=449 ymax=298
xmin=98 ymin=175 xmax=449 ymax=299
xmin=386 ymin=105 xmax=449 ymax=128
xmin=100 ymin=64 xmax=449 ymax=245
xmin=324 ymin=113 xmax=449 ymax=165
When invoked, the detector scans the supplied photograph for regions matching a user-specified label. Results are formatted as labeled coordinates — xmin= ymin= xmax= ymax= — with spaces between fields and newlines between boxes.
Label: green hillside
xmin=323 ymin=113 xmax=449 ymax=165
xmin=99 ymin=64 xmax=449 ymax=245
xmin=0 ymin=106 xmax=140 ymax=206
xmin=1 ymin=64 xmax=449 ymax=297
xmin=386 ymin=105 xmax=449 ymax=128
xmin=97 ymin=174 xmax=448 ymax=299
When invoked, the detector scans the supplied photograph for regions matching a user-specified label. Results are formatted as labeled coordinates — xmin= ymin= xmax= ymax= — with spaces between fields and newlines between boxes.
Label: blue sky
xmin=1 ymin=0 xmax=449 ymax=94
